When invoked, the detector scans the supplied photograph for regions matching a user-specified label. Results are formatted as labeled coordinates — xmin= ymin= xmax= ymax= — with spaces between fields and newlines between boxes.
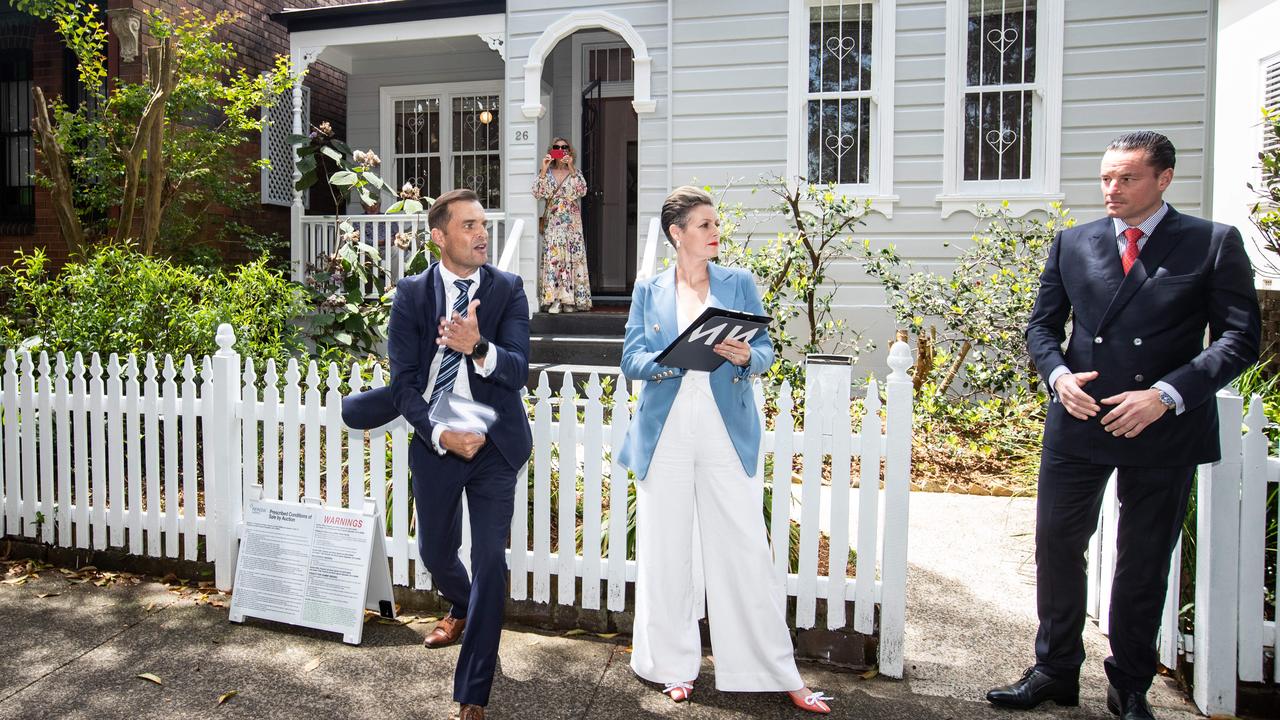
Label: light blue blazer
xmin=617 ymin=263 xmax=775 ymax=480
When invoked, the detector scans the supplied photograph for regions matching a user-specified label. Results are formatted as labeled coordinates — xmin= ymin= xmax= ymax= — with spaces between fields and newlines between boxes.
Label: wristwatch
xmin=470 ymin=337 xmax=490 ymax=359
xmin=1155 ymin=389 xmax=1176 ymax=411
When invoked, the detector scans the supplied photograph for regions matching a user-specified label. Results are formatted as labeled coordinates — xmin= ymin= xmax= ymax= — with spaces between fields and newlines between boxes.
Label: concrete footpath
xmin=0 ymin=493 xmax=1204 ymax=720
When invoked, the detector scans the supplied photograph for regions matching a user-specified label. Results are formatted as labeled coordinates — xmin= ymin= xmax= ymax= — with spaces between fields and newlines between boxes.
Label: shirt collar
xmin=1112 ymin=202 xmax=1169 ymax=238
xmin=439 ymin=262 xmax=482 ymax=291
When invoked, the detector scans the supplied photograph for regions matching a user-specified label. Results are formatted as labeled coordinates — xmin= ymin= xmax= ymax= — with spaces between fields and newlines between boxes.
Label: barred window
xmin=962 ymin=0 xmax=1036 ymax=182
xmin=383 ymin=82 xmax=503 ymax=210
xmin=0 ymin=42 xmax=34 ymax=234
xmin=806 ymin=1 xmax=874 ymax=186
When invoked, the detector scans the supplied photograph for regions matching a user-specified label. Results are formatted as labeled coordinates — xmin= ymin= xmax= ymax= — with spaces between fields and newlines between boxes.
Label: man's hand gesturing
xmin=1053 ymin=370 xmax=1101 ymax=420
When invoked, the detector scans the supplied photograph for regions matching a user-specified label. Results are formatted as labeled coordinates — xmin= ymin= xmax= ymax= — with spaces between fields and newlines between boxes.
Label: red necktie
xmin=1121 ymin=227 xmax=1143 ymax=275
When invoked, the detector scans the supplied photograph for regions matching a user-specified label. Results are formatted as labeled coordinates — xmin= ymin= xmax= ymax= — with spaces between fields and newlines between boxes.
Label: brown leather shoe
xmin=449 ymin=703 xmax=484 ymax=720
xmin=423 ymin=616 xmax=465 ymax=648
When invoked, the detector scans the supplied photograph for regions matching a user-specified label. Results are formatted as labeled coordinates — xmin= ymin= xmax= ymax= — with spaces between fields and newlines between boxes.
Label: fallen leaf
xmin=216 ymin=690 xmax=238 ymax=706
xmin=861 ymin=667 xmax=879 ymax=680
xmin=145 ymin=602 xmax=156 ymax=612
xmin=303 ymin=659 xmax=321 ymax=673
xmin=210 ymin=601 xmax=225 ymax=609
xmin=375 ymin=618 xmax=400 ymax=625
xmin=36 ymin=592 xmax=59 ymax=598
xmin=563 ymin=629 xmax=586 ymax=636
xmin=418 ymin=616 xmax=438 ymax=624
xmin=2 ymin=575 xmax=31 ymax=585
xmin=595 ymin=632 xmax=618 ymax=639
xmin=66 ymin=578 xmax=89 ymax=585
xmin=136 ymin=673 xmax=163 ymax=685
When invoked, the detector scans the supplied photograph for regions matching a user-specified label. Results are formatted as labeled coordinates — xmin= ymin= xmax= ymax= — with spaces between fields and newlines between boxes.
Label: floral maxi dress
xmin=533 ymin=171 xmax=593 ymax=311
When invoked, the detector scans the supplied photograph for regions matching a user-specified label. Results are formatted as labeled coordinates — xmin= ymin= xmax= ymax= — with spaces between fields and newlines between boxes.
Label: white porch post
xmin=290 ymin=47 xmax=321 ymax=282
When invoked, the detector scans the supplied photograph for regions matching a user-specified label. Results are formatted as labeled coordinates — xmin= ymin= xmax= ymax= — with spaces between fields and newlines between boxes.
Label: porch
xmin=271 ymin=2 xmax=668 ymax=309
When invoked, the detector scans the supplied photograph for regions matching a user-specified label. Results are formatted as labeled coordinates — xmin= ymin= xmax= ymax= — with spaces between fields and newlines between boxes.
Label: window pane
xmin=452 ymin=153 xmax=501 ymax=211
xmin=809 ymin=3 xmax=873 ymax=94
xmin=452 ymin=95 xmax=500 ymax=154
xmin=966 ymin=0 xmax=1036 ymax=87
xmin=394 ymin=98 xmax=439 ymax=155
xmin=807 ymin=97 xmax=871 ymax=185
xmin=396 ymin=156 xmax=441 ymax=199
xmin=963 ymin=90 xmax=1033 ymax=181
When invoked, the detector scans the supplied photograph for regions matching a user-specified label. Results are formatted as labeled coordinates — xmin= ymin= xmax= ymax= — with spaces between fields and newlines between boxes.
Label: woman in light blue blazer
xmin=618 ymin=186 xmax=832 ymax=714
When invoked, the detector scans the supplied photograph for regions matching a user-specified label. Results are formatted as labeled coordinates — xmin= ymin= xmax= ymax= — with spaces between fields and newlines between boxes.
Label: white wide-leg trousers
xmin=629 ymin=384 xmax=804 ymax=692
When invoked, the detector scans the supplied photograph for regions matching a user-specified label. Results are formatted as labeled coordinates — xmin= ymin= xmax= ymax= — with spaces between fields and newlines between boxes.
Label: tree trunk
xmin=115 ymin=40 xmax=175 ymax=250
xmin=140 ymin=40 xmax=177 ymax=255
xmin=29 ymin=86 xmax=87 ymax=258
xmin=937 ymin=339 xmax=972 ymax=396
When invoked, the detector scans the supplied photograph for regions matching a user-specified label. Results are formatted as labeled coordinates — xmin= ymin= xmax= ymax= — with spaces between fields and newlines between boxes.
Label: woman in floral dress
xmin=532 ymin=137 xmax=592 ymax=313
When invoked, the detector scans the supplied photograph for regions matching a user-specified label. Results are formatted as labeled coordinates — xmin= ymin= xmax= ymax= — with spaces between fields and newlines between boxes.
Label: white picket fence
xmin=1088 ymin=389 xmax=1278 ymax=716
xmin=0 ymin=325 xmax=915 ymax=676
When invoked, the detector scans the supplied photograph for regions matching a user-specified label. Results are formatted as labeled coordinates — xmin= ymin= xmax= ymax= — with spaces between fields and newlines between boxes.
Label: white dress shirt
xmin=426 ymin=263 xmax=496 ymax=453
xmin=1047 ymin=202 xmax=1185 ymax=414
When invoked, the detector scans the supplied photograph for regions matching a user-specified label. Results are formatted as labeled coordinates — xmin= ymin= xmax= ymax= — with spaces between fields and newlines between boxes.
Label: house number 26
xmin=513 ymin=129 xmax=530 ymax=143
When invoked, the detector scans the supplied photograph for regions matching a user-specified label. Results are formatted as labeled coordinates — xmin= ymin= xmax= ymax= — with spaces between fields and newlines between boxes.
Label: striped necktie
xmin=430 ymin=278 xmax=474 ymax=406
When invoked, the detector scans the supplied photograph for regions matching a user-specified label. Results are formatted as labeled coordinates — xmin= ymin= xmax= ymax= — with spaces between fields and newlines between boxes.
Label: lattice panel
xmin=261 ymin=84 xmax=309 ymax=208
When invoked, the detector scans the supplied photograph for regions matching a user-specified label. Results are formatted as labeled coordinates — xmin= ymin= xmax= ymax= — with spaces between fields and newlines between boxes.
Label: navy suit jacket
xmin=386 ymin=262 xmax=533 ymax=470
xmin=1025 ymin=206 xmax=1261 ymax=467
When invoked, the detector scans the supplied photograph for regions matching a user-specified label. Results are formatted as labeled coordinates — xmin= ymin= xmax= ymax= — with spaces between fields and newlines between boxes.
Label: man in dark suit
xmin=388 ymin=188 xmax=532 ymax=720
xmin=987 ymin=131 xmax=1260 ymax=720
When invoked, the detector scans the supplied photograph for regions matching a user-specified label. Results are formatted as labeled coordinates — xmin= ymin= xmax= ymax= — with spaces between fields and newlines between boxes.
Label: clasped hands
xmin=1053 ymin=370 xmax=1169 ymax=438
xmin=437 ymin=299 xmax=486 ymax=459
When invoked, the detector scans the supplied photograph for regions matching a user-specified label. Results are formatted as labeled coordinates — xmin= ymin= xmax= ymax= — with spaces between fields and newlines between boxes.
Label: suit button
xmin=1133 ymin=338 xmax=1143 ymax=346
xmin=1135 ymin=374 xmax=1144 ymax=382
xmin=1094 ymin=336 xmax=1103 ymax=344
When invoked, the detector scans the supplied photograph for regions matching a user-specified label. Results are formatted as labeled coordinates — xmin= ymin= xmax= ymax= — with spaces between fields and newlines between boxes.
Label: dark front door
xmin=581 ymin=81 xmax=638 ymax=297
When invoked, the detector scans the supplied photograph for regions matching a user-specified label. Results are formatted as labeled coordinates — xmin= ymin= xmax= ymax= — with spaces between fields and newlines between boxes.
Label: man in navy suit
xmin=987 ymin=132 xmax=1260 ymax=720
xmin=388 ymin=188 xmax=532 ymax=720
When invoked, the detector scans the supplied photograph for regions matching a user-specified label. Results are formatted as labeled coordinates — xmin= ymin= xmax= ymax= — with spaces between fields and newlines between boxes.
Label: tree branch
xmin=30 ymin=86 xmax=87 ymax=258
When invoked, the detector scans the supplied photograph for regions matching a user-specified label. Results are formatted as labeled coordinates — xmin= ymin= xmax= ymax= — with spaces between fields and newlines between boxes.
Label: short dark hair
xmin=427 ymin=188 xmax=480 ymax=232
xmin=1106 ymin=131 xmax=1176 ymax=173
xmin=660 ymin=186 xmax=714 ymax=247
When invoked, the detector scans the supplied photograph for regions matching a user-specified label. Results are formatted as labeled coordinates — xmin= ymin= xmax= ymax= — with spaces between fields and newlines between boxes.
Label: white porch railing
xmin=1087 ymin=389 xmax=1277 ymax=716
xmin=0 ymin=327 xmax=914 ymax=676
xmin=296 ymin=212 xmax=521 ymax=290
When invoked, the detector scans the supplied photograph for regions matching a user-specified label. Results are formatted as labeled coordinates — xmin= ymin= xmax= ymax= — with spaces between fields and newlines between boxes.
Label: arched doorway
xmin=522 ymin=11 xmax=655 ymax=300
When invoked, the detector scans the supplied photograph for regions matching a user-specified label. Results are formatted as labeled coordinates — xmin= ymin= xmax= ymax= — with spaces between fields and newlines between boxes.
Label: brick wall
xmin=1 ymin=0 xmax=351 ymax=268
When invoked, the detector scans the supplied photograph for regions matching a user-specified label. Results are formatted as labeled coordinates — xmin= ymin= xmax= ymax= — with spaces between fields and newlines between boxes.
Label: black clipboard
xmin=654 ymin=307 xmax=772 ymax=372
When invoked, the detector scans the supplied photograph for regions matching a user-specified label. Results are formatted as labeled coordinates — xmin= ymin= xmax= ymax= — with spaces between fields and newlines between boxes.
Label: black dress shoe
xmin=986 ymin=667 xmax=1080 ymax=709
xmin=1106 ymin=685 xmax=1156 ymax=719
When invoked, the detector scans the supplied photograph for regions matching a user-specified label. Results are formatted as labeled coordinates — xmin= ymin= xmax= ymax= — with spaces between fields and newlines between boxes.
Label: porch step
xmin=528 ymin=333 xmax=623 ymax=366
xmin=529 ymin=310 xmax=628 ymax=336
xmin=525 ymin=363 xmax=626 ymax=393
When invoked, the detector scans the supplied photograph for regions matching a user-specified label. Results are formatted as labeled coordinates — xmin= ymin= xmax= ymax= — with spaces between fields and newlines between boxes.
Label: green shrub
xmin=0 ymin=245 xmax=308 ymax=367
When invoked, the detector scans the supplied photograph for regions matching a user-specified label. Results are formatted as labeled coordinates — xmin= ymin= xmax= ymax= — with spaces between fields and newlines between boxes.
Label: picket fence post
xmin=1193 ymin=390 xmax=1243 ymax=715
xmin=879 ymin=340 xmax=914 ymax=678
xmin=210 ymin=325 xmax=242 ymax=591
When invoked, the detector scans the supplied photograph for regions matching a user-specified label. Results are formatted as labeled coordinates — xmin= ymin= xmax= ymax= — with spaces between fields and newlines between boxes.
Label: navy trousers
xmin=411 ymin=439 xmax=517 ymax=707
xmin=1033 ymin=447 xmax=1194 ymax=692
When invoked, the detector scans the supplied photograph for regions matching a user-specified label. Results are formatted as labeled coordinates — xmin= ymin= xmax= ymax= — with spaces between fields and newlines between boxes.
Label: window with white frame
xmin=962 ymin=0 xmax=1035 ymax=182
xmin=381 ymin=82 xmax=502 ymax=211
xmin=788 ymin=0 xmax=896 ymax=213
xmin=939 ymin=0 xmax=1063 ymax=217
xmin=807 ymin=2 xmax=873 ymax=185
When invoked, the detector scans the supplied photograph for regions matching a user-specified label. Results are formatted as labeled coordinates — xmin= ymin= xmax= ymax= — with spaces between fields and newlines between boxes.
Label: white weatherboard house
xmin=269 ymin=0 xmax=1235 ymax=339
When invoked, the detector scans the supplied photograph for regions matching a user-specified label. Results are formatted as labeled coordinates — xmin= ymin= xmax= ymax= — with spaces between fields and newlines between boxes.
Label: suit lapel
xmin=1096 ymin=208 xmax=1185 ymax=332
xmin=473 ymin=264 xmax=498 ymax=337
xmin=707 ymin=263 xmax=736 ymax=311
xmin=652 ymin=267 xmax=679 ymax=346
